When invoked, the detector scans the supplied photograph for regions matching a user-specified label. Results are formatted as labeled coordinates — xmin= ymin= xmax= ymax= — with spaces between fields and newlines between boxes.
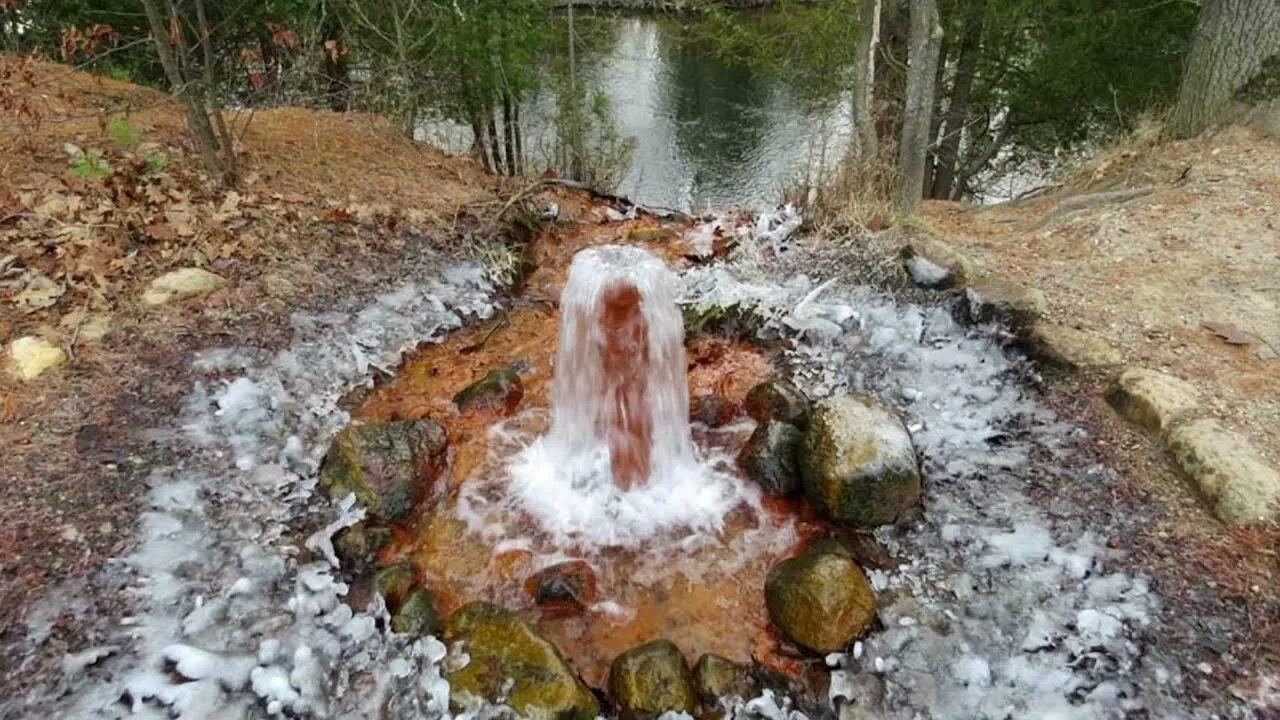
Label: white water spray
xmin=504 ymin=245 xmax=752 ymax=548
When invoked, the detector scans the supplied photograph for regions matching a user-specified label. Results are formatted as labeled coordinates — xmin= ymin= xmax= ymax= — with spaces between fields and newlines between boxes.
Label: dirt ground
xmin=3 ymin=58 xmax=1279 ymax=713
xmin=920 ymin=130 xmax=1280 ymax=708
xmin=924 ymin=126 xmax=1280 ymax=463
xmin=0 ymin=59 xmax=514 ymax=690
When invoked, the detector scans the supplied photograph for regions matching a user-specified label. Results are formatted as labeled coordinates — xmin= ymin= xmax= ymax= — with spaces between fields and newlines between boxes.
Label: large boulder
xmin=765 ymin=552 xmax=877 ymax=654
xmin=738 ymin=420 xmax=803 ymax=496
xmin=799 ymin=395 xmax=922 ymax=527
xmin=319 ymin=419 xmax=447 ymax=523
xmin=445 ymin=602 xmax=599 ymax=720
xmin=608 ymin=639 xmax=697 ymax=720
xmin=744 ymin=379 xmax=811 ymax=427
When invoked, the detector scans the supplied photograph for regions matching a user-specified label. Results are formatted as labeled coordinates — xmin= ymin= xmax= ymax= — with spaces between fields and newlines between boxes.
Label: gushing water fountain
xmin=546 ymin=245 xmax=693 ymax=490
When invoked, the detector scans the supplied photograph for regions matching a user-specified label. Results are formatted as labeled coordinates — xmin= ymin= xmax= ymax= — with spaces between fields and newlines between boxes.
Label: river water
xmin=420 ymin=14 xmax=852 ymax=212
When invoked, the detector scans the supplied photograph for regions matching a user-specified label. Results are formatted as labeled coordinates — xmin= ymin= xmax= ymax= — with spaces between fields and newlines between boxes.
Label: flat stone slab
xmin=1106 ymin=368 xmax=1201 ymax=435
xmin=1166 ymin=419 xmax=1280 ymax=525
xmin=142 ymin=267 xmax=227 ymax=305
xmin=1028 ymin=323 xmax=1124 ymax=370
xmin=900 ymin=237 xmax=973 ymax=289
xmin=961 ymin=277 xmax=1047 ymax=330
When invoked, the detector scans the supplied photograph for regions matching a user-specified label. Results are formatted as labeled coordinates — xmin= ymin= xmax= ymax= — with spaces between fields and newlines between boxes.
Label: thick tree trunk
xmin=931 ymin=0 xmax=986 ymax=199
xmin=1171 ymin=0 xmax=1280 ymax=138
xmin=851 ymin=0 xmax=883 ymax=161
xmin=897 ymin=0 xmax=943 ymax=212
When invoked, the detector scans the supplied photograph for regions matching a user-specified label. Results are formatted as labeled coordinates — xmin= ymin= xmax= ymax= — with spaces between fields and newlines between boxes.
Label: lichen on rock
xmin=765 ymin=552 xmax=877 ymax=654
xmin=799 ymin=395 xmax=922 ymax=528
xmin=608 ymin=639 xmax=697 ymax=720
xmin=319 ymin=419 xmax=447 ymax=523
xmin=445 ymin=602 xmax=599 ymax=720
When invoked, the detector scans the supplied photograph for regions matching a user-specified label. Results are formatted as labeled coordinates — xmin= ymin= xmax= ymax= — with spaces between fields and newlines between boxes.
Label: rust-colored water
xmin=353 ymin=213 xmax=823 ymax=686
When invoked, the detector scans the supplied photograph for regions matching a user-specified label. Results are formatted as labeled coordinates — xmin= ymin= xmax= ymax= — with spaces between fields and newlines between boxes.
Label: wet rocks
xmin=319 ymin=419 xmax=447 ymax=523
xmin=738 ymin=420 xmax=803 ymax=496
xmin=1027 ymin=323 xmax=1124 ymax=371
xmin=445 ymin=602 xmax=599 ymax=720
xmin=391 ymin=588 xmax=441 ymax=637
xmin=526 ymin=560 xmax=598 ymax=613
xmin=744 ymin=379 xmax=811 ymax=427
xmin=453 ymin=367 xmax=524 ymax=414
xmin=373 ymin=562 xmax=417 ymax=608
xmin=799 ymin=395 xmax=922 ymax=528
xmin=693 ymin=653 xmax=751 ymax=703
xmin=1106 ymin=367 xmax=1201 ymax=434
xmin=765 ymin=552 xmax=877 ymax=654
xmin=959 ymin=277 xmax=1046 ymax=330
xmin=689 ymin=393 xmax=739 ymax=427
xmin=1165 ymin=419 xmax=1280 ymax=525
xmin=608 ymin=639 xmax=697 ymax=719
xmin=6 ymin=336 xmax=67 ymax=381
xmin=333 ymin=522 xmax=392 ymax=574
xmin=141 ymin=267 xmax=227 ymax=305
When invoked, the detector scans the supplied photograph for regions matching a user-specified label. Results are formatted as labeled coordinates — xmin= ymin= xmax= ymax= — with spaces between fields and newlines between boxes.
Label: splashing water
xmin=504 ymin=245 xmax=751 ymax=548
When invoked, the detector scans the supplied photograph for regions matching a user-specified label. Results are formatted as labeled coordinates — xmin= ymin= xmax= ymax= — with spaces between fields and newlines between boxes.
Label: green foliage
xmin=992 ymin=0 xmax=1199 ymax=152
xmin=107 ymin=116 xmax=140 ymax=148
xmin=145 ymin=153 xmax=169 ymax=175
xmin=70 ymin=148 xmax=112 ymax=181
xmin=553 ymin=83 xmax=637 ymax=192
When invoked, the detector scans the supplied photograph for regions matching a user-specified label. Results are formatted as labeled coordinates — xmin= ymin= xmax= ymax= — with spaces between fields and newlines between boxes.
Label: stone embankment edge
xmin=895 ymin=231 xmax=1280 ymax=527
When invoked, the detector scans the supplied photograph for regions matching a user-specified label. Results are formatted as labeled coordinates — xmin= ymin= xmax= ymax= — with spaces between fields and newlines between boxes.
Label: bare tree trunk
xmin=139 ymin=0 xmax=231 ymax=183
xmin=897 ymin=0 xmax=943 ymax=212
xmin=931 ymin=0 xmax=986 ymax=199
xmin=512 ymin=100 xmax=524 ymax=176
xmin=923 ymin=34 xmax=950 ymax=197
xmin=194 ymin=0 xmax=236 ymax=178
xmin=487 ymin=110 xmax=504 ymax=176
xmin=1171 ymin=0 xmax=1280 ymax=138
xmin=851 ymin=0 xmax=883 ymax=161
xmin=502 ymin=92 xmax=517 ymax=176
xmin=470 ymin=113 xmax=492 ymax=172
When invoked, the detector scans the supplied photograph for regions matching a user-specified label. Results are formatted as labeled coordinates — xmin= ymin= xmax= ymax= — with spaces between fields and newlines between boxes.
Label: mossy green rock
xmin=320 ymin=419 xmax=446 ymax=522
xmin=445 ymin=602 xmax=599 ymax=720
xmin=392 ymin=588 xmax=442 ymax=637
xmin=693 ymin=653 xmax=751 ymax=703
xmin=765 ymin=553 xmax=877 ymax=654
xmin=453 ymin=368 xmax=524 ymax=413
xmin=333 ymin=522 xmax=392 ymax=574
xmin=738 ymin=420 xmax=803 ymax=496
xmin=608 ymin=639 xmax=696 ymax=720
xmin=800 ymin=395 xmax=922 ymax=528
xmin=744 ymin=380 xmax=810 ymax=427
xmin=373 ymin=562 xmax=417 ymax=608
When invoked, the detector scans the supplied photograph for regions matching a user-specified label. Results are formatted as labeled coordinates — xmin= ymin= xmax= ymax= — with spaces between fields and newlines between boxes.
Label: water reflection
xmin=419 ymin=13 xmax=852 ymax=212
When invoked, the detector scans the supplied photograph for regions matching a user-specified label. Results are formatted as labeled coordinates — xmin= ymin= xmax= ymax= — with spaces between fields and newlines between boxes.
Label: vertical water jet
xmin=547 ymin=245 xmax=693 ymax=490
